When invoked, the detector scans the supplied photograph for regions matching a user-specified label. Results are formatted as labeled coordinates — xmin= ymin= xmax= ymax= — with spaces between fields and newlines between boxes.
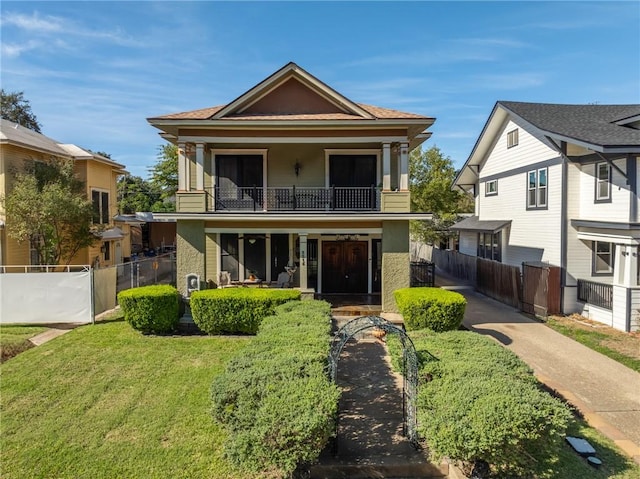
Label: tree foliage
xmin=2 ymin=159 xmax=97 ymax=265
xmin=410 ymin=146 xmax=473 ymax=245
xmin=1 ymin=90 xmax=42 ymax=133
xmin=149 ymin=144 xmax=178 ymax=205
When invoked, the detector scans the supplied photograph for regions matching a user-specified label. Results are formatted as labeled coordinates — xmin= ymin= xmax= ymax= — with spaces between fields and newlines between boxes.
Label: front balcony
xmin=211 ymin=186 xmax=381 ymax=212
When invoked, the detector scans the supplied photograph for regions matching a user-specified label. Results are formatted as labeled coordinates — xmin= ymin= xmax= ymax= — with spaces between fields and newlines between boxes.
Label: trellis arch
xmin=329 ymin=315 xmax=429 ymax=448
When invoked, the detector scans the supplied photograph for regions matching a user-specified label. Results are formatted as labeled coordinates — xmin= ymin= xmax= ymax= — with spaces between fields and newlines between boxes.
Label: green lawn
xmin=0 ymin=315 xmax=256 ymax=479
xmin=545 ymin=317 xmax=640 ymax=373
xmin=1 ymin=325 xmax=48 ymax=362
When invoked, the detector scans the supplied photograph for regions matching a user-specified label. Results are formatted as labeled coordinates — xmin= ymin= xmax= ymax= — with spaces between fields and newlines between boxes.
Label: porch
xmin=212 ymin=185 xmax=381 ymax=212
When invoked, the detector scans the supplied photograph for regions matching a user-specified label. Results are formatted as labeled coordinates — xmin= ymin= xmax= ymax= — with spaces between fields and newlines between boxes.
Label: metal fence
xmin=410 ymin=261 xmax=435 ymax=287
xmin=115 ymin=253 xmax=176 ymax=295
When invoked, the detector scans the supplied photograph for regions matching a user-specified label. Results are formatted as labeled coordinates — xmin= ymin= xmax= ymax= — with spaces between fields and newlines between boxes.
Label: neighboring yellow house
xmin=0 ymin=119 xmax=127 ymax=267
xmin=147 ymin=62 xmax=435 ymax=311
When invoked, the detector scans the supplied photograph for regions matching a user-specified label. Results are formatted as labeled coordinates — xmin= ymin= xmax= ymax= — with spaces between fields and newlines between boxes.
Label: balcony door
xmin=216 ymin=155 xmax=263 ymax=209
xmin=322 ymin=241 xmax=368 ymax=294
xmin=329 ymin=155 xmax=376 ymax=209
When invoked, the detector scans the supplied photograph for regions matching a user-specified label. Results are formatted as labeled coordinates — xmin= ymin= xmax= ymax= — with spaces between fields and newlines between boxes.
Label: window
xmin=595 ymin=162 xmax=611 ymax=202
xmin=593 ymin=241 xmax=613 ymax=275
xmin=477 ymin=232 xmax=502 ymax=262
xmin=485 ymin=179 xmax=498 ymax=196
xmin=103 ymin=241 xmax=110 ymax=261
xmin=92 ymin=190 xmax=110 ymax=224
xmin=507 ymin=129 xmax=519 ymax=148
xmin=527 ymin=168 xmax=548 ymax=209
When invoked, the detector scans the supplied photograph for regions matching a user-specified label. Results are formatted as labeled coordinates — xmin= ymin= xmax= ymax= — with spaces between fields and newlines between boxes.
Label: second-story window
xmin=507 ymin=128 xmax=519 ymax=148
xmin=595 ymin=162 xmax=611 ymax=202
xmin=92 ymin=190 xmax=110 ymax=224
xmin=485 ymin=179 xmax=498 ymax=196
xmin=527 ymin=168 xmax=547 ymax=209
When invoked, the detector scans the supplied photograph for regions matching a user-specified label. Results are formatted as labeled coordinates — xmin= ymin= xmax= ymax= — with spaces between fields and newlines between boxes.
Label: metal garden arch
xmin=329 ymin=315 xmax=427 ymax=449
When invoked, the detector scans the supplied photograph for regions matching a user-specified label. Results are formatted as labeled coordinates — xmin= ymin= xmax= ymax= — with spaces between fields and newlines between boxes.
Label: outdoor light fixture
xmin=248 ymin=238 xmax=256 ymax=245
xmin=294 ymin=161 xmax=302 ymax=176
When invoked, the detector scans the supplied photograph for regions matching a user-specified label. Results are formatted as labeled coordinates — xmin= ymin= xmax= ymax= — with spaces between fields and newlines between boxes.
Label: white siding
xmin=476 ymin=119 xmax=562 ymax=268
xmin=612 ymin=285 xmax=629 ymax=331
xmin=459 ymin=231 xmax=477 ymax=256
xmin=577 ymin=158 xmax=630 ymax=222
xmin=582 ymin=303 xmax=614 ymax=327
xmin=630 ymin=288 xmax=640 ymax=332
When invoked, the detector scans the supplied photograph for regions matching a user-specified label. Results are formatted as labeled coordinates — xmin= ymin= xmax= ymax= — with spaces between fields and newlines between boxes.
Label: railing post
xmin=292 ymin=185 xmax=297 ymax=210
xmin=331 ymin=185 xmax=336 ymax=210
xmin=253 ymin=185 xmax=257 ymax=211
xmin=370 ymin=185 xmax=375 ymax=210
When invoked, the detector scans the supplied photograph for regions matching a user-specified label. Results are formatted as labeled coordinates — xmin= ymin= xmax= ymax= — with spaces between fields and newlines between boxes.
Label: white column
xmin=400 ymin=142 xmax=409 ymax=190
xmin=299 ymin=233 xmax=308 ymax=290
xmin=178 ymin=142 xmax=187 ymax=191
xmin=195 ymin=143 xmax=205 ymax=191
xmin=382 ymin=143 xmax=391 ymax=191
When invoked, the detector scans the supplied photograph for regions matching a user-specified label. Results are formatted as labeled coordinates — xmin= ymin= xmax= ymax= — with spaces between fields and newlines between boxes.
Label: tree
xmin=409 ymin=146 xmax=474 ymax=245
xmin=148 ymin=144 xmax=178 ymax=210
xmin=1 ymin=159 xmax=97 ymax=265
xmin=118 ymin=175 xmax=157 ymax=214
xmin=1 ymin=90 xmax=42 ymax=133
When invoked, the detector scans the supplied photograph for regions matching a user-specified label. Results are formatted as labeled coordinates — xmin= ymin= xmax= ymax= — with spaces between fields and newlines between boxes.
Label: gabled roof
xmin=454 ymin=101 xmax=640 ymax=189
xmin=0 ymin=119 xmax=126 ymax=172
xmin=147 ymin=62 xmax=434 ymax=135
xmin=0 ymin=119 xmax=70 ymax=157
xmin=499 ymin=102 xmax=640 ymax=150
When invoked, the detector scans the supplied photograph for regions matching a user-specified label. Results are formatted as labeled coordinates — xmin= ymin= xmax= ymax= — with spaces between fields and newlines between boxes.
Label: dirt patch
xmin=549 ymin=314 xmax=640 ymax=361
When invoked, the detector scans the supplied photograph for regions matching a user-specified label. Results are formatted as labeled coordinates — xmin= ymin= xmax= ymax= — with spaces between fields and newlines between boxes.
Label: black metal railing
xmin=213 ymin=186 xmax=380 ymax=212
xmin=410 ymin=261 xmax=435 ymax=287
xmin=577 ymin=279 xmax=613 ymax=310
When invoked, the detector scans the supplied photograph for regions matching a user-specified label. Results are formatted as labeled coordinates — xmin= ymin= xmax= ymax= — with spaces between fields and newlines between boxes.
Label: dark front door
xmin=322 ymin=241 xmax=368 ymax=293
xmin=270 ymin=234 xmax=290 ymax=282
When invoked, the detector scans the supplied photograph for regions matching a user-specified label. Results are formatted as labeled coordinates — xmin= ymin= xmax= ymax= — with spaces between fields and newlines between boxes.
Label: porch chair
xmin=217 ymin=271 xmax=236 ymax=288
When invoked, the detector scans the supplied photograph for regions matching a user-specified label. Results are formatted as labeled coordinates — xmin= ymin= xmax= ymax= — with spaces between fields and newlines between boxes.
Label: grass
xmin=0 ymin=313 xmax=257 ymax=479
xmin=0 ymin=325 xmax=48 ymax=363
xmin=545 ymin=315 xmax=640 ymax=373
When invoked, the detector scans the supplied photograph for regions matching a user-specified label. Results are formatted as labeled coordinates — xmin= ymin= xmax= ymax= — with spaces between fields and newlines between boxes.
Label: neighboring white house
xmin=453 ymin=101 xmax=640 ymax=331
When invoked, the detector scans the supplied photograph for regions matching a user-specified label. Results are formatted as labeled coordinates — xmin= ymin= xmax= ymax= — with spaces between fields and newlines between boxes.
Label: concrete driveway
xmin=437 ymin=273 xmax=640 ymax=464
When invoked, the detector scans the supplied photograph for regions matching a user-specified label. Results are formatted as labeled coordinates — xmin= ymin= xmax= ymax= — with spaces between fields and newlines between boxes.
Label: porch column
xmin=178 ymin=142 xmax=187 ymax=191
xmin=399 ymin=142 xmax=409 ymax=191
xmin=382 ymin=143 xmax=391 ymax=191
xmin=195 ymin=143 xmax=205 ymax=191
xmin=614 ymin=244 xmax=639 ymax=287
xmin=299 ymin=233 xmax=308 ymax=290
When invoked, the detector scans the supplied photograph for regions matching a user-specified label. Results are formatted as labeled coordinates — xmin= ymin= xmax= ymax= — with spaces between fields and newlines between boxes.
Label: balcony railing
xmin=577 ymin=279 xmax=613 ymax=310
xmin=213 ymin=186 xmax=381 ymax=212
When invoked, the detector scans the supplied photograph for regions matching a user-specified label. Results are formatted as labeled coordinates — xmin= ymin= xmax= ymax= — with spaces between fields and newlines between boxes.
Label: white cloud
xmin=1 ymin=12 xmax=65 ymax=33
xmin=1 ymin=40 xmax=41 ymax=58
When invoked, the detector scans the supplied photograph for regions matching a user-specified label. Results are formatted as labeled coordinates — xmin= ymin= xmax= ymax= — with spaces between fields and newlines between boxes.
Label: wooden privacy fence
xmin=476 ymin=257 xmax=522 ymax=308
xmin=522 ymin=262 xmax=561 ymax=316
xmin=432 ymin=248 xmax=477 ymax=283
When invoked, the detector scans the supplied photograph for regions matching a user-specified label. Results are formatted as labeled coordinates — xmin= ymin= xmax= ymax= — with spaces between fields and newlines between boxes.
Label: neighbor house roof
xmin=0 ymin=119 xmax=70 ymax=157
xmin=450 ymin=216 xmax=511 ymax=234
xmin=499 ymin=102 xmax=640 ymax=150
xmin=454 ymin=101 xmax=640 ymax=189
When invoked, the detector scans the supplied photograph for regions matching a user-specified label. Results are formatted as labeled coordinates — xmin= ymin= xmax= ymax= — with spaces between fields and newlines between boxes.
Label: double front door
xmin=322 ymin=241 xmax=368 ymax=293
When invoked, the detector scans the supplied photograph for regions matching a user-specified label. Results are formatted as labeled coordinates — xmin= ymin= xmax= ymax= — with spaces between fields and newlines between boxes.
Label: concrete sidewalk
xmin=436 ymin=273 xmax=640 ymax=464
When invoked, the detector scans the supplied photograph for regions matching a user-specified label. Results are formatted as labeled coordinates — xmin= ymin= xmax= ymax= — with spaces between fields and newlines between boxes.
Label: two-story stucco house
xmin=453 ymin=101 xmax=640 ymax=331
xmin=147 ymin=63 xmax=435 ymax=311
xmin=0 ymin=119 xmax=128 ymax=267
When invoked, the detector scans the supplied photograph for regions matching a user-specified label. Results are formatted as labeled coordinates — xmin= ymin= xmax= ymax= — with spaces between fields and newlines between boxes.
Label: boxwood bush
xmin=394 ymin=287 xmax=466 ymax=332
xmin=388 ymin=330 xmax=572 ymax=475
xmin=211 ymin=300 xmax=340 ymax=477
xmin=117 ymin=285 xmax=180 ymax=334
xmin=190 ymin=288 xmax=300 ymax=335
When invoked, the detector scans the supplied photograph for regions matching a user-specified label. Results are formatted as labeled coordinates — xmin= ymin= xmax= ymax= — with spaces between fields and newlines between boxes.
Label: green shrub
xmin=211 ymin=300 xmax=340 ymax=477
xmin=394 ymin=287 xmax=466 ymax=331
xmin=190 ymin=288 xmax=300 ymax=335
xmin=117 ymin=285 xmax=180 ymax=334
xmin=389 ymin=330 xmax=572 ymax=474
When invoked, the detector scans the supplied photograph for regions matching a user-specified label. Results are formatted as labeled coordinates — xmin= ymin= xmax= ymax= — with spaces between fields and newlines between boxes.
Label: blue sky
xmin=2 ymin=1 xmax=639 ymax=177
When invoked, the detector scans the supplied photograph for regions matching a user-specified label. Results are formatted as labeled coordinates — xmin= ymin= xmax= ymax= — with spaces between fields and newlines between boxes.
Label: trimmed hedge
xmin=211 ymin=300 xmax=340 ymax=477
xmin=190 ymin=288 xmax=300 ymax=335
xmin=117 ymin=285 xmax=180 ymax=334
xmin=394 ymin=287 xmax=466 ymax=332
xmin=388 ymin=330 xmax=572 ymax=474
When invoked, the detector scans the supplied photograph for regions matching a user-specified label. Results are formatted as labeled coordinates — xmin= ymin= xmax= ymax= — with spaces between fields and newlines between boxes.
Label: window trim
xmin=592 ymin=241 xmax=614 ymax=276
xmin=526 ymin=167 xmax=548 ymax=210
xmin=91 ymin=188 xmax=111 ymax=225
xmin=594 ymin=162 xmax=612 ymax=203
xmin=485 ymin=179 xmax=498 ymax=196
xmin=507 ymin=128 xmax=519 ymax=149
